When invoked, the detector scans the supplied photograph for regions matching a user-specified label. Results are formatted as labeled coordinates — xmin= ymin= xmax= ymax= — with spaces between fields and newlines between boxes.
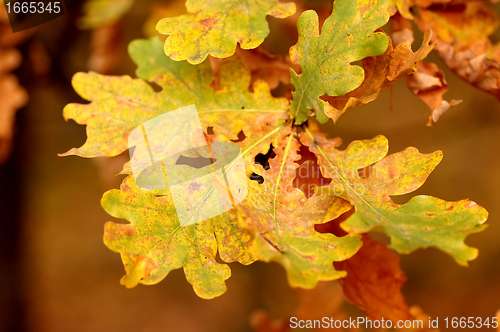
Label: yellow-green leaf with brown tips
xmin=300 ymin=122 xmax=488 ymax=265
xmin=238 ymin=126 xmax=362 ymax=288
xmin=289 ymin=0 xmax=390 ymax=124
xmin=156 ymin=0 xmax=296 ymax=64
xmin=60 ymin=37 xmax=288 ymax=159
xmin=102 ymin=176 xmax=255 ymax=299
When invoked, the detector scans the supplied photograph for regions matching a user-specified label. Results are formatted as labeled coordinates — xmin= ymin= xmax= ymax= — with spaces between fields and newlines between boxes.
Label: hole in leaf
xmin=293 ymin=143 xmax=331 ymax=198
xmin=250 ymin=144 xmax=276 ymax=183
xmin=255 ymin=144 xmax=276 ymax=169
xmin=207 ymin=126 xmax=214 ymax=135
xmin=176 ymin=155 xmax=215 ymax=169
xmin=250 ymin=173 xmax=265 ymax=184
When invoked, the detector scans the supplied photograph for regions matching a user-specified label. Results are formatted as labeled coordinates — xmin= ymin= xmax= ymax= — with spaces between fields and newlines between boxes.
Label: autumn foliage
xmin=43 ymin=0 xmax=500 ymax=328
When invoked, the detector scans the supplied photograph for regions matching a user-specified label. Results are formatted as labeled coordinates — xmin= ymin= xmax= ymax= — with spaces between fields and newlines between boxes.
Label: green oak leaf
xmin=300 ymin=123 xmax=488 ymax=265
xmin=238 ymin=127 xmax=362 ymax=288
xmin=289 ymin=0 xmax=390 ymax=124
xmin=156 ymin=0 xmax=296 ymax=64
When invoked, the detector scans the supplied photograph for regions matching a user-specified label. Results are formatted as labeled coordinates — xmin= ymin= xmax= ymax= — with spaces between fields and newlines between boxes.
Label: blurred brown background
xmin=0 ymin=0 xmax=499 ymax=331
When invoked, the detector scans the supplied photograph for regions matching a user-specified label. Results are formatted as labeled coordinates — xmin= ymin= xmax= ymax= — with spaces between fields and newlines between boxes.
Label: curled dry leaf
xmin=235 ymin=48 xmax=296 ymax=91
xmin=323 ymin=29 xmax=434 ymax=123
xmin=414 ymin=2 xmax=500 ymax=99
xmin=406 ymin=61 xmax=462 ymax=125
xmin=391 ymin=13 xmax=460 ymax=125
xmin=390 ymin=12 xmax=414 ymax=47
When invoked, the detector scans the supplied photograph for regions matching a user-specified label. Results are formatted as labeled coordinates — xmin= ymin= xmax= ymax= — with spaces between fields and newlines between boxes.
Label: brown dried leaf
xmin=334 ymin=235 xmax=413 ymax=323
xmin=323 ymin=30 xmax=434 ymax=122
xmin=391 ymin=13 xmax=414 ymax=47
xmin=236 ymin=48 xmax=296 ymax=90
xmin=406 ymin=61 xmax=462 ymax=125
xmin=414 ymin=2 xmax=500 ymax=99
xmin=391 ymin=14 xmax=459 ymax=125
xmin=210 ymin=47 xmax=297 ymax=92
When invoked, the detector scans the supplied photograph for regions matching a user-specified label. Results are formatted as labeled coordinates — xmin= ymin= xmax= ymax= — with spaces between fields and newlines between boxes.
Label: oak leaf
xmin=323 ymin=30 xmax=434 ymax=123
xmin=414 ymin=2 xmax=500 ymax=99
xmin=156 ymin=0 xmax=296 ymax=64
xmin=238 ymin=127 xmax=362 ymax=288
xmin=102 ymin=176 xmax=255 ymax=299
xmin=301 ymin=122 xmax=488 ymax=265
xmin=334 ymin=235 xmax=413 ymax=323
xmin=61 ymin=0 xmax=491 ymax=300
xmin=289 ymin=0 xmax=390 ymax=124
xmin=390 ymin=14 xmax=460 ymax=125
xmin=60 ymin=37 xmax=288 ymax=159
xmin=406 ymin=61 xmax=462 ymax=125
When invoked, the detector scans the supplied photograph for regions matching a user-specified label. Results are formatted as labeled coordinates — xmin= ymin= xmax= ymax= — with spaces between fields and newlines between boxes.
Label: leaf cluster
xmin=61 ymin=0 xmax=491 ymax=321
